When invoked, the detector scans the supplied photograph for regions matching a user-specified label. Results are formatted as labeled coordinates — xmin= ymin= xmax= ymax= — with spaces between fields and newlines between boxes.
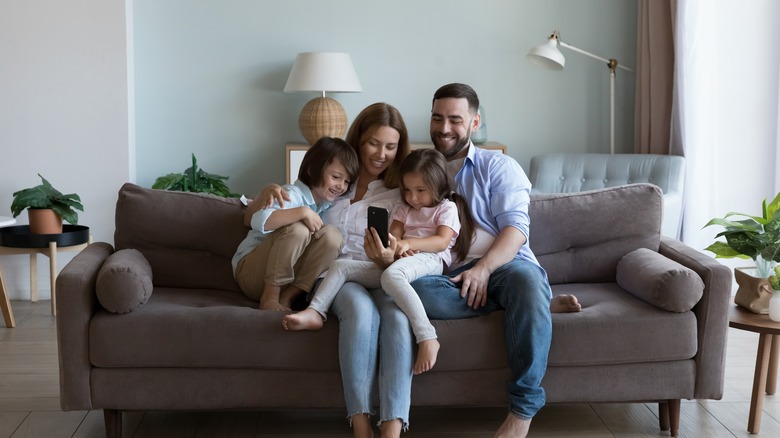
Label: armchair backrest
xmin=529 ymin=153 xmax=685 ymax=237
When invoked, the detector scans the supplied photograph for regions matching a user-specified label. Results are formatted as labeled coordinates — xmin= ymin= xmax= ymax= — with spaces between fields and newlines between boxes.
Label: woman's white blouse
xmin=322 ymin=179 xmax=400 ymax=262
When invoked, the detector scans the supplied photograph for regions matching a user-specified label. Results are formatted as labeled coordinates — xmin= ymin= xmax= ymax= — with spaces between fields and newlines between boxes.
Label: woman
xmin=258 ymin=102 xmax=413 ymax=437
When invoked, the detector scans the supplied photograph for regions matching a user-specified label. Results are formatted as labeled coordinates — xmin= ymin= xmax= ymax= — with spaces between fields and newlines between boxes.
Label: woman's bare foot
xmin=413 ymin=339 xmax=440 ymax=375
xmin=494 ymin=413 xmax=530 ymax=438
xmin=282 ymin=308 xmax=324 ymax=331
xmin=351 ymin=413 xmax=373 ymax=438
xmin=379 ymin=418 xmax=402 ymax=438
xmin=550 ymin=294 xmax=581 ymax=313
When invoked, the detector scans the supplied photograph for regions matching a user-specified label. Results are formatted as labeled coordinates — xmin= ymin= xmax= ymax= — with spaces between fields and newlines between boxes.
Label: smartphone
xmin=367 ymin=206 xmax=389 ymax=248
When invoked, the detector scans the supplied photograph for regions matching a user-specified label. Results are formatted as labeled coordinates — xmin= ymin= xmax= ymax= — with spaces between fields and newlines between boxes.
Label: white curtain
xmin=675 ymin=0 xmax=780 ymax=270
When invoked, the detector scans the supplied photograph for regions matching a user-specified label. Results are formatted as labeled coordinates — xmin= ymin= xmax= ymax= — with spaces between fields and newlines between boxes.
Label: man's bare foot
xmin=282 ymin=308 xmax=324 ymax=331
xmin=413 ymin=339 xmax=440 ymax=375
xmin=494 ymin=413 xmax=530 ymax=438
xmin=550 ymin=294 xmax=581 ymax=313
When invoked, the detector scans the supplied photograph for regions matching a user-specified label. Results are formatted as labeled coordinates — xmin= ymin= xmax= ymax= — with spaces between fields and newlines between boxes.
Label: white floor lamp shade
xmin=284 ymin=52 xmax=362 ymax=145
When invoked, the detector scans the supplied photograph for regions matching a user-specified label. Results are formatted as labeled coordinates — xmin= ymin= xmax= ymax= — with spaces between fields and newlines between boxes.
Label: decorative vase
xmin=771 ymin=290 xmax=780 ymax=322
xmin=472 ymin=105 xmax=488 ymax=144
xmin=28 ymin=208 xmax=63 ymax=234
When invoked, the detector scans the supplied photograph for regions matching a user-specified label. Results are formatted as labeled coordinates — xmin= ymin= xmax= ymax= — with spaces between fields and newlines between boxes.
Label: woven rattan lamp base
xmin=299 ymin=96 xmax=347 ymax=145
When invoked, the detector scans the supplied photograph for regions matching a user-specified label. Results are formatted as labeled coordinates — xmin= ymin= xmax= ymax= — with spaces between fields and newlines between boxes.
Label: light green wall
xmin=133 ymin=0 xmax=638 ymax=196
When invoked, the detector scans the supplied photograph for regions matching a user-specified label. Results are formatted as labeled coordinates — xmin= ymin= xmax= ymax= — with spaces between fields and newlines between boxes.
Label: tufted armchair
xmin=529 ymin=152 xmax=686 ymax=238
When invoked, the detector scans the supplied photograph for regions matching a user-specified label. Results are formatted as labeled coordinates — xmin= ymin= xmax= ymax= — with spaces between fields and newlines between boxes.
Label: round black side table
xmin=0 ymin=225 xmax=91 ymax=326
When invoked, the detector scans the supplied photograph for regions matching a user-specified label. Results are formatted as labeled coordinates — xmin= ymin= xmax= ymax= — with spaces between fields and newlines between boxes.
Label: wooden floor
xmin=1 ymin=300 xmax=779 ymax=437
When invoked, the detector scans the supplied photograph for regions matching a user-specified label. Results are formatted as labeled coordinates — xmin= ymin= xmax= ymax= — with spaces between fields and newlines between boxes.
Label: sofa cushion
xmin=96 ymin=249 xmax=154 ymax=313
xmin=114 ymin=183 xmax=246 ymax=292
xmin=547 ymin=283 xmax=698 ymax=366
xmin=529 ymin=184 xmax=663 ymax=284
xmin=615 ymin=248 xmax=704 ymax=312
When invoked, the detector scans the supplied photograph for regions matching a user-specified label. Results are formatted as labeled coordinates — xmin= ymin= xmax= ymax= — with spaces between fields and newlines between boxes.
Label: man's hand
xmin=258 ymin=184 xmax=290 ymax=209
xmin=451 ymin=263 xmax=491 ymax=309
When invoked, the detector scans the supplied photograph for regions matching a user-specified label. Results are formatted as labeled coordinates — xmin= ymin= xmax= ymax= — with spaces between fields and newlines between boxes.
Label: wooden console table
xmin=728 ymin=301 xmax=780 ymax=433
xmin=0 ymin=225 xmax=91 ymax=326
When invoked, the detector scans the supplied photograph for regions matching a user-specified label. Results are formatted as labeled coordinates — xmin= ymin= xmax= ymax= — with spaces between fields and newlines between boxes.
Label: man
xmin=411 ymin=83 xmax=553 ymax=438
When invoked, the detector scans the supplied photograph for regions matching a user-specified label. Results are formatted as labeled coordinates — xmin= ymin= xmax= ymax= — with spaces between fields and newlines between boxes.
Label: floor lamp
xmin=527 ymin=30 xmax=633 ymax=155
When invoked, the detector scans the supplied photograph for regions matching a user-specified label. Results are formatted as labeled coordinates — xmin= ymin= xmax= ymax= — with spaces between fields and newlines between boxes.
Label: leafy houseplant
xmin=152 ymin=153 xmax=239 ymax=198
xmin=704 ymin=191 xmax=780 ymax=278
xmin=705 ymin=192 xmax=780 ymax=314
xmin=10 ymin=174 xmax=84 ymax=234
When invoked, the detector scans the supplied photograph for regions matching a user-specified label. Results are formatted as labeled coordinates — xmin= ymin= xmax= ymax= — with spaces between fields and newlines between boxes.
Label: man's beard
xmin=432 ymin=132 xmax=471 ymax=159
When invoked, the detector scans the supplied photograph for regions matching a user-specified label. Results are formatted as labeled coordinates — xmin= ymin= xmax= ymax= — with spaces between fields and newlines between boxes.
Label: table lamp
xmin=284 ymin=52 xmax=362 ymax=145
xmin=527 ymin=30 xmax=633 ymax=154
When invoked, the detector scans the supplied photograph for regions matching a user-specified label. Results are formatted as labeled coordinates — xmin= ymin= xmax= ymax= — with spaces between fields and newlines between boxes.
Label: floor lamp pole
xmin=609 ymin=65 xmax=616 ymax=155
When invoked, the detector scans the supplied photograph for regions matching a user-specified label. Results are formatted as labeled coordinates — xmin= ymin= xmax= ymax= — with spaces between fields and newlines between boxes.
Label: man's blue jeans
xmin=411 ymin=258 xmax=552 ymax=419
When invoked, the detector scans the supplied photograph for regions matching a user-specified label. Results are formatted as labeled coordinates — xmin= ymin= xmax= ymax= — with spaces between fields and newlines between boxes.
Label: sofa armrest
xmin=56 ymin=241 xmax=114 ymax=411
xmin=658 ymin=236 xmax=732 ymax=399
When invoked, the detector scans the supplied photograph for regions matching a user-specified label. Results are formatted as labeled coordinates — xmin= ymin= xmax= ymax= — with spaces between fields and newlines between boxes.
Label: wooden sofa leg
xmin=659 ymin=401 xmax=670 ymax=431
xmin=104 ymin=409 xmax=123 ymax=438
xmin=667 ymin=399 xmax=681 ymax=437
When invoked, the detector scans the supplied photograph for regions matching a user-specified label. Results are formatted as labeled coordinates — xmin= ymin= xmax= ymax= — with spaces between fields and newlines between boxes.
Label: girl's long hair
xmin=398 ymin=148 xmax=475 ymax=263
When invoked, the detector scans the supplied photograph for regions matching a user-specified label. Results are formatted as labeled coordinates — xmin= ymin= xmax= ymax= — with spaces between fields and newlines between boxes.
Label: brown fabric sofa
xmin=56 ymin=182 xmax=732 ymax=438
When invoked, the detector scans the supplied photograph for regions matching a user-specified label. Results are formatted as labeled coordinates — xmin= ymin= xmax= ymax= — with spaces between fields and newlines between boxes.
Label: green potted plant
xmin=152 ymin=153 xmax=239 ymax=198
xmin=704 ymin=191 xmax=780 ymax=313
xmin=10 ymin=174 xmax=84 ymax=234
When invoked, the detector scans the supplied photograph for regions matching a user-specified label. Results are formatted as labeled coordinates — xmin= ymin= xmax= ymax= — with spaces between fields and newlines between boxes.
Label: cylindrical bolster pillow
xmin=616 ymin=248 xmax=704 ymax=312
xmin=96 ymin=248 xmax=153 ymax=313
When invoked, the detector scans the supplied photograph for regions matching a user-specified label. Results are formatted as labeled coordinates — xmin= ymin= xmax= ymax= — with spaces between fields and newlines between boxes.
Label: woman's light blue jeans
xmin=330 ymin=281 xmax=414 ymax=429
xmin=411 ymin=258 xmax=552 ymax=420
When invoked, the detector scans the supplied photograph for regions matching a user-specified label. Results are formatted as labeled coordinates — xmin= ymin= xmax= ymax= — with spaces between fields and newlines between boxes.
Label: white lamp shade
xmin=284 ymin=52 xmax=362 ymax=93
xmin=526 ymin=37 xmax=565 ymax=70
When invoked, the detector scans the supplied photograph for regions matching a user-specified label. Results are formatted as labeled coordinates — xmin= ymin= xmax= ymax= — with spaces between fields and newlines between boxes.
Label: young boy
xmin=232 ymin=137 xmax=359 ymax=310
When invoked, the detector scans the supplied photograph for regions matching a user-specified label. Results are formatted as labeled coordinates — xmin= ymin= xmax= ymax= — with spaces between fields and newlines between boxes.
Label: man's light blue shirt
xmin=231 ymin=180 xmax=332 ymax=274
xmin=454 ymin=144 xmax=540 ymax=267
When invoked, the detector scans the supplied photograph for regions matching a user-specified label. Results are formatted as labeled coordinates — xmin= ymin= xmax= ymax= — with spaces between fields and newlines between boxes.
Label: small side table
xmin=0 ymin=216 xmax=17 ymax=328
xmin=0 ymin=225 xmax=91 ymax=326
xmin=728 ymin=301 xmax=780 ymax=434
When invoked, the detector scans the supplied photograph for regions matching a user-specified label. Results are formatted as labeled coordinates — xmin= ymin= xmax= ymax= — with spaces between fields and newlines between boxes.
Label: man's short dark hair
xmin=432 ymin=83 xmax=480 ymax=116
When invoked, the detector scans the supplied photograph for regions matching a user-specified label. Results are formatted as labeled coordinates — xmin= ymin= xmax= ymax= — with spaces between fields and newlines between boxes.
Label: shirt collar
xmin=293 ymin=179 xmax=331 ymax=212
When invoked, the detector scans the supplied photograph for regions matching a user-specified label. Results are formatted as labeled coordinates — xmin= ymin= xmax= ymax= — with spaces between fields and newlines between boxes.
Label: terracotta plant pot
xmin=28 ymin=208 xmax=63 ymax=234
xmin=734 ymin=267 xmax=772 ymax=314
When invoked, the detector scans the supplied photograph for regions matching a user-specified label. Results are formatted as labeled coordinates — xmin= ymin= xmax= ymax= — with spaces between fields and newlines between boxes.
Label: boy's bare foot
xmin=259 ymin=300 xmax=291 ymax=311
xmin=413 ymin=339 xmax=440 ymax=375
xmin=279 ymin=285 xmax=305 ymax=309
xmin=494 ymin=413 xmax=530 ymax=438
xmin=282 ymin=308 xmax=324 ymax=331
xmin=259 ymin=284 xmax=289 ymax=311
xmin=550 ymin=294 xmax=581 ymax=313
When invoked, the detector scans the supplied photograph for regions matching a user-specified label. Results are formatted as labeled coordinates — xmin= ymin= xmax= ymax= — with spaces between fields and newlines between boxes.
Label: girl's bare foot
xmin=413 ymin=339 xmax=440 ymax=375
xmin=282 ymin=308 xmax=324 ymax=331
xmin=550 ymin=294 xmax=581 ymax=313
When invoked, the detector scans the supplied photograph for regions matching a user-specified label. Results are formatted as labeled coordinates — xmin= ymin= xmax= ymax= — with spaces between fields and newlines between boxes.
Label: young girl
xmin=283 ymin=148 xmax=475 ymax=375
xmin=232 ymin=137 xmax=359 ymax=311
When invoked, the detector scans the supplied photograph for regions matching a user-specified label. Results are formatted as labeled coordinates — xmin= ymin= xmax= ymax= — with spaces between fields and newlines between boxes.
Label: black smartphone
xmin=367 ymin=206 xmax=389 ymax=248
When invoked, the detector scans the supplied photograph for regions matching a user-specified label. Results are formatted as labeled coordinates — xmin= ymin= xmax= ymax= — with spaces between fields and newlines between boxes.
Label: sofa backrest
xmin=528 ymin=152 xmax=685 ymax=238
xmin=114 ymin=183 xmax=246 ymax=292
xmin=529 ymin=183 xmax=663 ymax=285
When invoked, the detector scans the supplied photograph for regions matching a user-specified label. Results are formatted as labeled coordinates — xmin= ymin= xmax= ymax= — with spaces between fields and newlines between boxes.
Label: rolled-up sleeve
xmin=489 ymin=158 xmax=532 ymax=239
